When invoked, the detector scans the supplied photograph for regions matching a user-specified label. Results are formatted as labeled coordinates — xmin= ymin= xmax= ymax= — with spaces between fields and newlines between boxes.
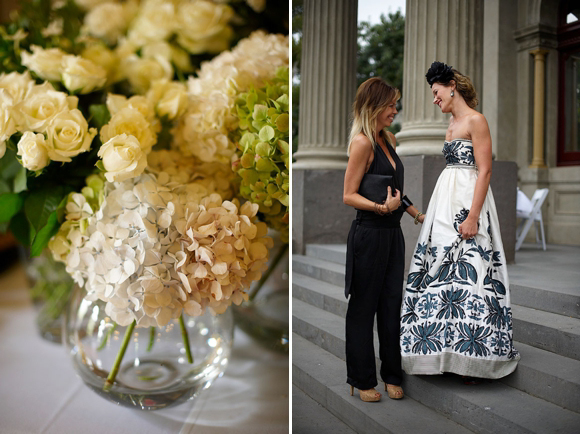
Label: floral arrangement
xmin=0 ymin=0 xmax=289 ymax=387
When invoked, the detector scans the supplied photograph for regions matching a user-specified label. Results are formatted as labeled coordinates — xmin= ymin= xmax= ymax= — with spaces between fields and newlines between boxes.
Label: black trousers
xmin=345 ymin=222 xmax=405 ymax=389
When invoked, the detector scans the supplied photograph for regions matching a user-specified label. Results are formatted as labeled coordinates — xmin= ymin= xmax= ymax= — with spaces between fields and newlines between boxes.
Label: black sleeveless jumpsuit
xmin=345 ymin=138 xmax=406 ymax=389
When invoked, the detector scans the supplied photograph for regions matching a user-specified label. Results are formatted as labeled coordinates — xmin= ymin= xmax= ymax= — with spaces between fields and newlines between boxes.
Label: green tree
xmin=357 ymin=11 xmax=405 ymax=90
xmin=292 ymin=0 xmax=303 ymax=153
xmin=293 ymin=7 xmax=405 ymax=146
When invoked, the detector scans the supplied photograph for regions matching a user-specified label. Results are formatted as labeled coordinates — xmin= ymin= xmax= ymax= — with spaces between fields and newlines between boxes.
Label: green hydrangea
xmin=231 ymin=67 xmax=289 ymax=243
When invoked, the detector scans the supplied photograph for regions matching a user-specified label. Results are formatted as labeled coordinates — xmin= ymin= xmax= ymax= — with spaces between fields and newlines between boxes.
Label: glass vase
xmin=64 ymin=285 xmax=234 ymax=410
xmin=233 ymin=231 xmax=289 ymax=352
xmin=21 ymin=249 xmax=74 ymax=343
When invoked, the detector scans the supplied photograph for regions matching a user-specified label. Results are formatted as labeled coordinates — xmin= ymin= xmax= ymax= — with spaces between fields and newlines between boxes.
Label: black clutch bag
xmin=358 ymin=173 xmax=394 ymax=203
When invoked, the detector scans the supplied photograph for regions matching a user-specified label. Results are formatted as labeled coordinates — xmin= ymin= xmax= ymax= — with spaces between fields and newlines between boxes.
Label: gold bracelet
xmin=414 ymin=212 xmax=423 ymax=225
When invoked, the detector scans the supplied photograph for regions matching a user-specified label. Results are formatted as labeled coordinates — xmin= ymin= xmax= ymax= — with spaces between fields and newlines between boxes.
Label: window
xmin=558 ymin=2 xmax=580 ymax=165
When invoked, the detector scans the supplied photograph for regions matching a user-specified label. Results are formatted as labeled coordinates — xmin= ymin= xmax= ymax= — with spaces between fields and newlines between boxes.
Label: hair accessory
xmin=426 ymin=61 xmax=454 ymax=86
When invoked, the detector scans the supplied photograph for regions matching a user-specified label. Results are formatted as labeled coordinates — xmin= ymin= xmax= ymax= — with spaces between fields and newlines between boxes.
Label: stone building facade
xmin=293 ymin=0 xmax=580 ymax=262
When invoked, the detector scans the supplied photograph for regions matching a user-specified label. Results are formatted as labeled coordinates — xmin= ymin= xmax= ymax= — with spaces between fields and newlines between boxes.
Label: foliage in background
xmin=292 ymin=7 xmax=405 ymax=144
xmin=291 ymin=0 xmax=303 ymax=153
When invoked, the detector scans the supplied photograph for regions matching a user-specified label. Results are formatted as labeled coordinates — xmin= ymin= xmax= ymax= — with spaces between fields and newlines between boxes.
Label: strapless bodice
xmin=442 ymin=139 xmax=475 ymax=167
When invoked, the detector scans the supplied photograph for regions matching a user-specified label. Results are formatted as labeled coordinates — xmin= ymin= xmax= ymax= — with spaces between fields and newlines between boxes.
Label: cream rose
xmin=12 ymin=82 xmax=78 ymax=132
xmin=121 ymin=54 xmax=173 ymax=94
xmin=46 ymin=109 xmax=97 ymax=162
xmin=0 ymin=71 xmax=34 ymax=103
xmin=20 ymin=45 xmax=67 ymax=82
xmin=84 ymin=2 xmax=129 ymax=45
xmin=98 ymin=133 xmax=147 ymax=182
xmin=17 ymin=131 xmax=50 ymax=171
xmin=62 ymin=55 xmax=107 ymax=94
xmin=100 ymin=106 xmax=157 ymax=151
xmin=176 ymin=1 xmax=233 ymax=54
xmin=147 ymin=79 xmax=189 ymax=120
xmin=0 ymin=90 xmax=16 ymax=159
xmin=81 ymin=44 xmax=119 ymax=83
xmin=128 ymin=0 xmax=176 ymax=45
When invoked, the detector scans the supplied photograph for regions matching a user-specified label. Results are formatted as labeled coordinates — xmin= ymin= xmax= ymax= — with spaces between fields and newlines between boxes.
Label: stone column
xmin=396 ymin=0 xmax=483 ymax=156
xmin=529 ymin=49 xmax=548 ymax=168
xmin=293 ymin=0 xmax=358 ymax=169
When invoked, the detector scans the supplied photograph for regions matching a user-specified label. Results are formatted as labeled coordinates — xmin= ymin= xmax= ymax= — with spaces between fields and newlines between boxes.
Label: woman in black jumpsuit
xmin=343 ymin=78 xmax=424 ymax=402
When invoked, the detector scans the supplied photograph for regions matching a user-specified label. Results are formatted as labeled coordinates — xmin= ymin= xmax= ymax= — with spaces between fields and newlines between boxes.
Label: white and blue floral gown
xmin=399 ymin=139 xmax=520 ymax=378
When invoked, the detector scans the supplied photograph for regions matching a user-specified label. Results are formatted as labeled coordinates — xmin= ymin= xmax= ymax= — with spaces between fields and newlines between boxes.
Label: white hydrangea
xmin=175 ymin=30 xmax=288 ymax=163
xmin=56 ymin=170 xmax=272 ymax=327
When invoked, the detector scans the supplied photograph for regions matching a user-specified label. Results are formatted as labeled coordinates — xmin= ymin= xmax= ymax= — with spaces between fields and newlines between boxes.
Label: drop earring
xmin=450 ymin=90 xmax=454 ymax=97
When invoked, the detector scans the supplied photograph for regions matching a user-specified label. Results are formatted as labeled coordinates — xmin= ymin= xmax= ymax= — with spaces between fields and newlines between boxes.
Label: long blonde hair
xmin=347 ymin=77 xmax=400 ymax=155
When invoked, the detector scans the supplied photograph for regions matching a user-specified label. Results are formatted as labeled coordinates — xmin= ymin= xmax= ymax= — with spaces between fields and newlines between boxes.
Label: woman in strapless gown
xmin=399 ymin=62 xmax=520 ymax=380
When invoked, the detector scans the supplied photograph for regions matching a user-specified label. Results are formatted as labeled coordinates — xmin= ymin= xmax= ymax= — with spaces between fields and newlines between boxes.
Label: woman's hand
xmin=385 ymin=186 xmax=401 ymax=212
xmin=459 ymin=217 xmax=478 ymax=239
xmin=418 ymin=213 xmax=425 ymax=224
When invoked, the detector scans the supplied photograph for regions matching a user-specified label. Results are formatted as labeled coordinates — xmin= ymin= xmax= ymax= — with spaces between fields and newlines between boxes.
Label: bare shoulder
xmin=350 ymin=133 xmax=373 ymax=155
xmin=468 ymin=112 xmax=489 ymax=130
xmin=386 ymin=131 xmax=397 ymax=149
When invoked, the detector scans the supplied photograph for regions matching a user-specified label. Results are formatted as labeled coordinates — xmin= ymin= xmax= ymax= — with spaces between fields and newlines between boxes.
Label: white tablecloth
xmin=0 ymin=263 xmax=289 ymax=434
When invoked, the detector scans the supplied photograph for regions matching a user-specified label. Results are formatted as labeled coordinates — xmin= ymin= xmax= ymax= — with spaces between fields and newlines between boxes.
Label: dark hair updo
xmin=425 ymin=61 xmax=479 ymax=109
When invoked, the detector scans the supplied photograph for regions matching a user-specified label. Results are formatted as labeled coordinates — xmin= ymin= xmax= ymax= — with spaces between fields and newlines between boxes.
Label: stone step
xmin=292 ymin=384 xmax=356 ymax=434
xmin=299 ymin=245 xmax=580 ymax=319
xmin=305 ymin=244 xmax=346 ymax=265
xmin=292 ymin=254 xmax=345 ymax=287
xmin=293 ymin=333 xmax=474 ymax=434
xmin=293 ymin=297 xmax=580 ymax=423
xmin=293 ymin=267 xmax=580 ymax=361
xmin=293 ymin=273 xmax=580 ymax=411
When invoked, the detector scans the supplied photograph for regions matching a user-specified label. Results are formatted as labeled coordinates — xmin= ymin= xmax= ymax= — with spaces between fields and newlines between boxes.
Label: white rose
xmin=17 ymin=131 xmax=50 ymax=171
xmin=46 ymin=109 xmax=97 ymax=162
xmin=84 ymin=2 xmax=129 ymax=45
xmin=100 ymin=106 xmax=157 ymax=151
xmin=81 ymin=43 xmax=119 ymax=83
xmin=121 ymin=54 xmax=173 ymax=94
xmin=246 ymin=0 xmax=266 ymax=13
xmin=62 ymin=55 xmax=107 ymax=94
xmin=127 ymin=0 xmax=176 ymax=45
xmin=176 ymin=1 xmax=233 ymax=54
xmin=12 ymin=82 xmax=78 ymax=132
xmin=74 ymin=0 xmax=112 ymax=11
xmin=147 ymin=79 xmax=188 ymax=120
xmin=98 ymin=133 xmax=147 ymax=182
xmin=106 ymin=94 xmax=155 ymax=121
xmin=0 ymin=71 xmax=35 ymax=103
xmin=20 ymin=45 xmax=67 ymax=82
xmin=0 ymin=90 xmax=16 ymax=158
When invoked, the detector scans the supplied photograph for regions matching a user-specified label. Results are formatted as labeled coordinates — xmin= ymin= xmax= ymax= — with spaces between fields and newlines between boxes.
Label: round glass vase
xmin=233 ymin=231 xmax=288 ymax=352
xmin=64 ymin=285 xmax=234 ymax=411
xmin=21 ymin=249 xmax=74 ymax=343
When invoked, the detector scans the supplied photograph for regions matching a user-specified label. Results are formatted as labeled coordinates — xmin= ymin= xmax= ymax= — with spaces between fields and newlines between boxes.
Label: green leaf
xmin=0 ymin=148 xmax=22 ymax=181
xmin=30 ymin=211 xmax=60 ymax=257
xmin=24 ymin=186 xmax=65 ymax=242
xmin=8 ymin=211 xmax=30 ymax=246
xmin=89 ymin=104 xmax=111 ymax=130
xmin=275 ymin=113 xmax=289 ymax=133
xmin=259 ymin=125 xmax=275 ymax=142
xmin=13 ymin=166 xmax=27 ymax=193
xmin=0 ymin=193 xmax=24 ymax=223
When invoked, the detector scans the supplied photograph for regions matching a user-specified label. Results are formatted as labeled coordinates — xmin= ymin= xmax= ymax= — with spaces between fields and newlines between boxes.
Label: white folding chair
xmin=515 ymin=188 xmax=549 ymax=251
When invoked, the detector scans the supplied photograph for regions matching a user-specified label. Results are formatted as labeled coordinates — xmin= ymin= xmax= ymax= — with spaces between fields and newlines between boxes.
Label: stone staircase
xmin=292 ymin=244 xmax=580 ymax=434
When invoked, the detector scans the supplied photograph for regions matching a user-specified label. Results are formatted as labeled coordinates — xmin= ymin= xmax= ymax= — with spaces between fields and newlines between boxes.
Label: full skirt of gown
xmin=399 ymin=140 xmax=520 ymax=379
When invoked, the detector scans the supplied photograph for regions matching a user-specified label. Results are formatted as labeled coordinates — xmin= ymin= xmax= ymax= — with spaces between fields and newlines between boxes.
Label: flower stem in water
xmin=147 ymin=326 xmax=155 ymax=352
xmin=249 ymin=244 xmax=288 ymax=301
xmin=179 ymin=315 xmax=193 ymax=364
xmin=104 ymin=320 xmax=135 ymax=391
xmin=97 ymin=322 xmax=117 ymax=351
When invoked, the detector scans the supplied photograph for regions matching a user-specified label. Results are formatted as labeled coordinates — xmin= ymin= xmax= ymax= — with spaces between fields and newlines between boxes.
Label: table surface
xmin=0 ymin=262 xmax=289 ymax=434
